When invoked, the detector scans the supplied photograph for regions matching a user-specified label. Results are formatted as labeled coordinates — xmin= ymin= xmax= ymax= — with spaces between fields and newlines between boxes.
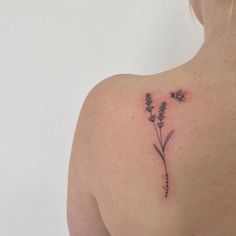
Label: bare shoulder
xmin=68 ymin=69 xmax=236 ymax=235
xmin=77 ymin=73 xmax=150 ymax=140
xmin=67 ymin=73 xmax=153 ymax=235
xmin=83 ymin=73 xmax=146 ymax=106
xmin=79 ymin=71 xmax=176 ymax=122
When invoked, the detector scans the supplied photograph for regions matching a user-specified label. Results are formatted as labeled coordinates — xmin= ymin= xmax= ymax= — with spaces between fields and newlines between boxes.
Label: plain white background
xmin=0 ymin=0 xmax=203 ymax=235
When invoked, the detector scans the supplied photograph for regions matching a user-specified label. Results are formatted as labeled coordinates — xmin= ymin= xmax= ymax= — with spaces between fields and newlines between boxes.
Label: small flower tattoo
xmin=145 ymin=93 xmax=175 ymax=198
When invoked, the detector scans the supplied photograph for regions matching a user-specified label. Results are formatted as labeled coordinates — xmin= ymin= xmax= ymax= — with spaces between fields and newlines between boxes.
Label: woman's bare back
xmin=65 ymin=0 xmax=236 ymax=235
xmin=67 ymin=58 xmax=236 ymax=235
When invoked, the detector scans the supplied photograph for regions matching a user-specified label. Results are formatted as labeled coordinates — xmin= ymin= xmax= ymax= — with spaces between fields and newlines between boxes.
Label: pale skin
xmin=67 ymin=0 xmax=236 ymax=235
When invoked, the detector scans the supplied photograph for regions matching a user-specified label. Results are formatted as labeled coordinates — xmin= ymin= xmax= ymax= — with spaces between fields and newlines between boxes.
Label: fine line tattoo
xmin=170 ymin=89 xmax=186 ymax=102
xmin=145 ymin=93 xmax=175 ymax=198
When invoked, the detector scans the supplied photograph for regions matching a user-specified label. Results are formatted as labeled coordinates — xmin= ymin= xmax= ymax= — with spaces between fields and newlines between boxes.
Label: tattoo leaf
xmin=153 ymin=144 xmax=164 ymax=160
xmin=163 ymin=129 xmax=175 ymax=151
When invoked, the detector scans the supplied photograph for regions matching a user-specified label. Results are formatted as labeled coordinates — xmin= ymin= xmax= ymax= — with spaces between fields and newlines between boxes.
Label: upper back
xmin=75 ymin=62 xmax=236 ymax=236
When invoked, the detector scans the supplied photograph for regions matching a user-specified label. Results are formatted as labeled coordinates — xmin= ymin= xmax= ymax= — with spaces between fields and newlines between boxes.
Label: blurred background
xmin=0 ymin=0 xmax=203 ymax=235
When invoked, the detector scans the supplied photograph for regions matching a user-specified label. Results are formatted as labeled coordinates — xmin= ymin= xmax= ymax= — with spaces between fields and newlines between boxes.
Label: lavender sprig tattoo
xmin=145 ymin=93 xmax=174 ymax=198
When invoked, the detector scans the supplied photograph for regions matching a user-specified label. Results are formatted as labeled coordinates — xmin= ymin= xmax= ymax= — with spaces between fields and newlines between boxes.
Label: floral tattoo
xmin=145 ymin=93 xmax=175 ymax=198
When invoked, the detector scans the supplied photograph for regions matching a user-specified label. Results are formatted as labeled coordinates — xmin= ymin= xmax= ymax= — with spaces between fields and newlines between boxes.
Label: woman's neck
xmin=202 ymin=0 xmax=236 ymax=39
xmin=192 ymin=0 xmax=236 ymax=71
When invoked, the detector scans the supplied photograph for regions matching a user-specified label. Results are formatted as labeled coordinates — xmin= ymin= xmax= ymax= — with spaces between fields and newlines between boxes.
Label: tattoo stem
xmin=152 ymin=120 xmax=162 ymax=150
xmin=151 ymin=110 xmax=169 ymax=197
xmin=162 ymin=158 xmax=169 ymax=198
xmin=159 ymin=127 xmax=164 ymax=151
xmin=153 ymin=124 xmax=169 ymax=198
